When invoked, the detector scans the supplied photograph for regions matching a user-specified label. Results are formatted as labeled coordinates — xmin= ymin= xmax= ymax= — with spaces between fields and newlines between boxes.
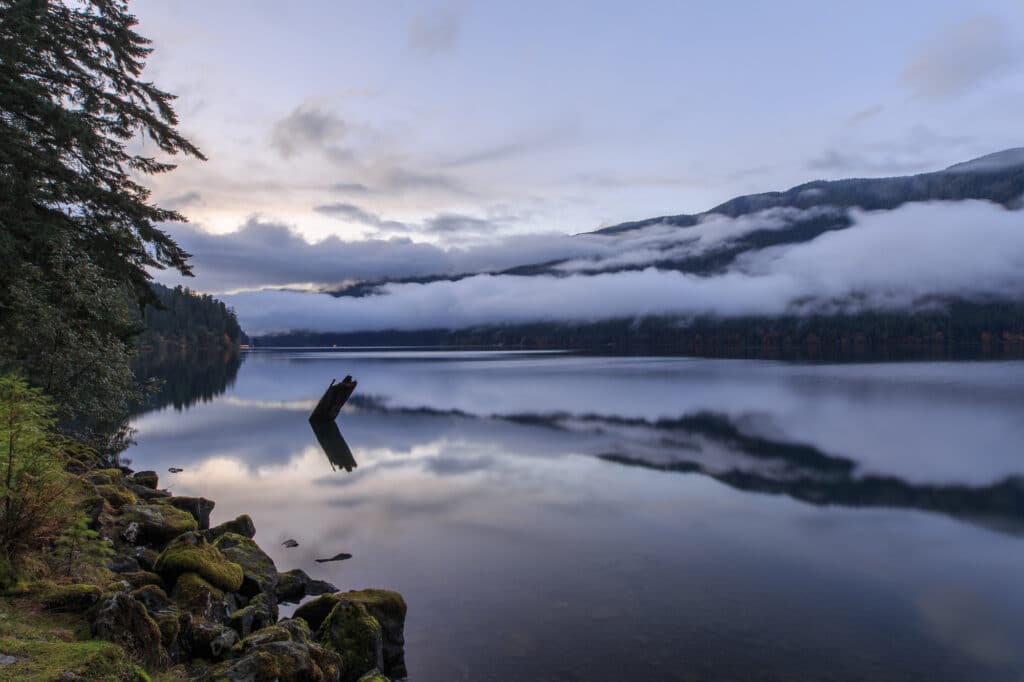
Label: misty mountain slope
xmin=240 ymin=149 xmax=1024 ymax=349
xmin=327 ymin=148 xmax=1024 ymax=298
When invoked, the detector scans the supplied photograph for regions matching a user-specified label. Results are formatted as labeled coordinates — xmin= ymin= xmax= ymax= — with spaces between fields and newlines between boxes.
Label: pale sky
xmin=133 ymin=0 xmax=1024 ymax=254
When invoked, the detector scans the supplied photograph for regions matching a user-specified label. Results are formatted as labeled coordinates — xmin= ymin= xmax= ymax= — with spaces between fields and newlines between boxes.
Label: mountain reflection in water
xmin=127 ymin=351 xmax=1024 ymax=682
xmin=335 ymin=397 xmax=1024 ymax=537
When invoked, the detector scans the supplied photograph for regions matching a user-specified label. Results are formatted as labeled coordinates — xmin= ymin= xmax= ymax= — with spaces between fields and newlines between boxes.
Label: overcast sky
xmin=128 ymin=1 xmax=1024 ymax=332
xmin=134 ymin=1 xmax=1024 ymax=244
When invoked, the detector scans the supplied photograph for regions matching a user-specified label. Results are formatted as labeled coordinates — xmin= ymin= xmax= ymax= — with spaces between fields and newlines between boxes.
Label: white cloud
xmin=223 ymin=201 xmax=1024 ymax=334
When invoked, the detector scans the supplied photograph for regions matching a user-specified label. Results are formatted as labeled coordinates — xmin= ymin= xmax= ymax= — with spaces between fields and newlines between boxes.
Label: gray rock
xmin=121 ymin=521 xmax=140 ymax=544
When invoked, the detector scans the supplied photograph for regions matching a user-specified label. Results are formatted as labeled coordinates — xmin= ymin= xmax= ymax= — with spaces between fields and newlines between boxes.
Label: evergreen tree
xmin=0 ymin=0 xmax=203 ymax=448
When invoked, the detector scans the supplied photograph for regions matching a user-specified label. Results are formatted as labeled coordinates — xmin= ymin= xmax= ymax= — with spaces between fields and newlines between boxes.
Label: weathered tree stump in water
xmin=309 ymin=375 xmax=357 ymax=422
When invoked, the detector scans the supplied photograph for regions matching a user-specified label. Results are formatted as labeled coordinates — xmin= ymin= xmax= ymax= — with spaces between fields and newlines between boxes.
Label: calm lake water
xmin=127 ymin=350 xmax=1024 ymax=681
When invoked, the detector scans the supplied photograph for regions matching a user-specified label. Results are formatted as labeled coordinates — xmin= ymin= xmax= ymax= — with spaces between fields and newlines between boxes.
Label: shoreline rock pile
xmin=77 ymin=466 xmax=407 ymax=681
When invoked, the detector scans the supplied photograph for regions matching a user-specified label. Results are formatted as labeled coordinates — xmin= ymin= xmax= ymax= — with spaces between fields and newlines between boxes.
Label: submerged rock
xmin=315 ymin=552 xmax=353 ymax=563
xmin=282 ymin=538 xmax=299 ymax=548
xmin=154 ymin=532 xmax=244 ymax=592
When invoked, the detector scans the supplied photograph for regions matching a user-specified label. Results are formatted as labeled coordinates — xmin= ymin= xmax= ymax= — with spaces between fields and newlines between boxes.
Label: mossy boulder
xmin=340 ymin=590 xmax=407 ymax=679
xmin=317 ymin=600 xmax=383 ymax=682
xmin=205 ymin=513 xmax=257 ymax=540
xmin=154 ymin=531 xmax=244 ymax=592
xmin=39 ymin=583 xmax=102 ymax=613
xmin=89 ymin=591 xmax=168 ymax=671
xmin=277 ymin=617 xmax=312 ymax=643
xmin=120 ymin=570 xmax=163 ymax=590
xmin=293 ymin=593 xmax=342 ymax=631
xmin=130 ymin=470 xmax=159 ymax=489
xmin=122 ymin=503 xmax=198 ymax=544
xmin=235 ymin=624 xmax=292 ymax=653
xmin=131 ymin=583 xmax=171 ymax=613
xmin=126 ymin=481 xmax=172 ymax=501
xmin=182 ymin=616 xmax=239 ymax=662
xmin=197 ymin=649 xmax=280 ymax=681
xmin=156 ymin=495 xmax=215 ymax=530
xmin=230 ymin=592 xmax=278 ymax=638
xmin=87 ymin=468 xmax=124 ymax=486
xmin=94 ymin=484 xmax=137 ymax=510
xmin=204 ymin=632 xmax=328 ymax=682
xmin=170 ymin=572 xmax=237 ymax=624
xmin=357 ymin=671 xmax=391 ymax=682
xmin=213 ymin=532 xmax=278 ymax=597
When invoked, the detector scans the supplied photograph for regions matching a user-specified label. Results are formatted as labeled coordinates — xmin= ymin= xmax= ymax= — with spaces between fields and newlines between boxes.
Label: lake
xmin=127 ymin=350 xmax=1024 ymax=681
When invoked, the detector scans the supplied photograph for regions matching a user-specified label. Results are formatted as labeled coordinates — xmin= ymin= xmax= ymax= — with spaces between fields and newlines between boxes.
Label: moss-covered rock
xmin=357 ymin=670 xmax=391 ymax=682
xmin=131 ymin=470 xmax=159 ymax=489
xmin=170 ymin=572 xmax=236 ymax=624
xmin=276 ymin=617 xmax=312 ymax=643
xmin=293 ymin=593 xmax=341 ymax=631
xmin=120 ymin=570 xmax=163 ymax=590
xmin=122 ymin=503 xmax=199 ymax=544
xmin=340 ymin=590 xmax=407 ymax=679
xmin=197 ymin=649 xmax=280 ymax=681
xmin=94 ymin=483 xmax=137 ymax=510
xmin=317 ymin=600 xmax=383 ymax=682
xmin=39 ymin=583 xmax=102 ymax=613
xmin=213 ymin=532 xmax=278 ymax=597
xmin=86 ymin=468 xmax=124 ymax=486
xmin=205 ymin=513 xmax=257 ymax=540
xmin=89 ymin=591 xmax=168 ymax=671
xmin=154 ymin=532 xmax=243 ymax=592
xmin=182 ymin=616 xmax=239 ymax=662
xmin=126 ymin=482 xmax=172 ymax=501
xmin=230 ymin=592 xmax=277 ymax=638
xmin=131 ymin=584 xmax=171 ymax=613
xmin=234 ymin=624 xmax=292 ymax=653
xmin=155 ymin=496 xmax=215 ymax=530
xmin=276 ymin=568 xmax=338 ymax=604
xmin=153 ymin=609 xmax=181 ymax=657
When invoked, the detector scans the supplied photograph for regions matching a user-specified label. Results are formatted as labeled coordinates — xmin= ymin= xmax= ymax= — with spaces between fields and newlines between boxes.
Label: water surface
xmin=128 ymin=351 xmax=1024 ymax=681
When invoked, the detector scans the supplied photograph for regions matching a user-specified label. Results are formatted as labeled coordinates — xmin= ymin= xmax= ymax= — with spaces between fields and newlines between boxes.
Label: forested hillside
xmin=139 ymin=283 xmax=246 ymax=352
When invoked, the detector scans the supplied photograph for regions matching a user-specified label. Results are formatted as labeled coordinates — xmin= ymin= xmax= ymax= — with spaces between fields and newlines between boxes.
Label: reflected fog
xmin=127 ymin=350 xmax=1024 ymax=681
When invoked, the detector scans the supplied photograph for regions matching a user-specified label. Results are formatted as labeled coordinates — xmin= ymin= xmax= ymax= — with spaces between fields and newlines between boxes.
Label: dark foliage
xmin=139 ymin=283 xmax=246 ymax=352
xmin=0 ymin=0 xmax=203 ymax=447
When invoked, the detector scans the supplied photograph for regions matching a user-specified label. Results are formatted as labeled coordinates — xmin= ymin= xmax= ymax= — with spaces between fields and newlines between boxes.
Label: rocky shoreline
xmin=6 ymin=465 xmax=407 ymax=681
